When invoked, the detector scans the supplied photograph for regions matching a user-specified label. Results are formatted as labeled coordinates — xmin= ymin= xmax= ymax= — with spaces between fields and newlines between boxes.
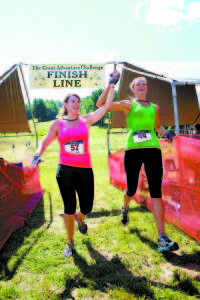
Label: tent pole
xmin=171 ymin=81 xmax=180 ymax=135
xmin=107 ymin=125 xmax=111 ymax=155
xmin=18 ymin=64 xmax=39 ymax=149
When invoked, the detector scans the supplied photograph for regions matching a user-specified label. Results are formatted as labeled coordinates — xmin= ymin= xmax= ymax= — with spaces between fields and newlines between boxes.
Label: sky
xmin=1 ymin=0 xmax=200 ymax=101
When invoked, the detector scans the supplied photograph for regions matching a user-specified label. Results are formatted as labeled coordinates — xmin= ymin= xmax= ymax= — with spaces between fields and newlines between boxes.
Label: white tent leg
xmin=171 ymin=81 xmax=180 ymax=136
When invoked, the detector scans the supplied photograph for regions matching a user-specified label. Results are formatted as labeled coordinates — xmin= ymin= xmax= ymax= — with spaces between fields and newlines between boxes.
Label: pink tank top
xmin=58 ymin=118 xmax=92 ymax=168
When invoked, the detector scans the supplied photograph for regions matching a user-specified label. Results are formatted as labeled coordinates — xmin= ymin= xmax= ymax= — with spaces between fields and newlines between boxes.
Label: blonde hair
xmin=61 ymin=94 xmax=81 ymax=116
xmin=130 ymin=77 xmax=147 ymax=90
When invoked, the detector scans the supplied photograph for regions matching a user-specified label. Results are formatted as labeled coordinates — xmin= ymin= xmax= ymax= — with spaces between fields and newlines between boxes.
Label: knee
xmin=150 ymin=192 xmax=162 ymax=199
xmin=80 ymin=202 xmax=93 ymax=215
xmin=126 ymin=188 xmax=136 ymax=198
xmin=80 ymin=208 xmax=91 ymax=215
xmin=151 ymin=197 xmax=162 ymax=201
xmin=64 ymin=207 xmax=76 ymax=215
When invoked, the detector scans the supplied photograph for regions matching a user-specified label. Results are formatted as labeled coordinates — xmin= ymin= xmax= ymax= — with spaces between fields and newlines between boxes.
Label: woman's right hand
xmin=29 ymin=120 xmax=59 ymax=169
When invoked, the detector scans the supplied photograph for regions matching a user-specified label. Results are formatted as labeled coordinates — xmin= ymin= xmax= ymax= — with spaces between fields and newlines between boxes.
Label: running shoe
xmin=158 ymin=234 xmax=179 ymax=253
xmin=120 ymin=206 xmax=129 ymax=225
xmin=75 ymin=214 xmax=88 ymax=234
xmin=63 ymin=241 xmax=75 ymax=257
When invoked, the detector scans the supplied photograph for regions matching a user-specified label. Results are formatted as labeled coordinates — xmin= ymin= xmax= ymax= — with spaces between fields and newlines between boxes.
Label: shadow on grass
xmin=60 ymin=240 xmax=155 ymax=299
xmin=163 ymin=251 xmax=200 ymax=272
xmin=0 ymin=191 xmax=53 ymax=281
xmin=150 ymin=275 xmax=200 ymax=298
xmin=129 ymin=228 xmax=200 ymax=272
xmin=60 ymin=240 xmax=200 ymax=299
xmin=129 ymin=228 xmax=158 ymax=250
xmin=87 ymin=205 xmax=150 ymax=219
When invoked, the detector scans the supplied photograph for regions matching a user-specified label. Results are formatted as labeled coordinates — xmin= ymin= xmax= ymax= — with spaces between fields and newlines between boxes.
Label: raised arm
xmin=96 ymin=70 xmax=120 ymax=108
xmin=96 ymin=85 xmax=110 ymax=108
xmin=96 ymin=70 xmax=131 ymax=113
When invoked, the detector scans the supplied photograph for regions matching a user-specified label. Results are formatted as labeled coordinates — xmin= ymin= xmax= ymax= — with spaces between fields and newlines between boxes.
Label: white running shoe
xmin=158 ymin=234 xmax=179 ymax=253
xmin=63 ymin=241 xmax=75 ymax=257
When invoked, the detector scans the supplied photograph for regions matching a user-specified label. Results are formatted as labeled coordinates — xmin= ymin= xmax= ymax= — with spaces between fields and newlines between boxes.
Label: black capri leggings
xmin=56 ymin=164 xmax=94 ymax=215
xmin=124 ymin=148 xmax=163 ymax=198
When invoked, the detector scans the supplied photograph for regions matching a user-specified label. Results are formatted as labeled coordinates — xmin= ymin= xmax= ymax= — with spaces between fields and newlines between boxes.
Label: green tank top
xmin=126 ymin=100 xmax=160 ymax=150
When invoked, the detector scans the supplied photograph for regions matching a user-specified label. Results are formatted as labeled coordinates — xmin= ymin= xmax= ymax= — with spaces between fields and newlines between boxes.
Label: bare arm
xmin=96 ymin=85 xmax=110 ymax=108
xmin=154 ymin=105 xmax=167 ymax=135
xmin=96 ymin=70 xmax=120 ymax=108
xmin=36 ymin=120 xmax=59 ymax=156
xmin=83 ymin=86 xmax=115 ymax=126
xmin=97 ymin=90 xmax=131 ymax=112
xmin=107 ymin=100 xmax=132 ymax=112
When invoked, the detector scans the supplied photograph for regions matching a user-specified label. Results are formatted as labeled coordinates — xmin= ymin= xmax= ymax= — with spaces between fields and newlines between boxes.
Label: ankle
xmin=159 ymin=233 xmax=167 ymax=239
xmin=122 ymin=206 xmax=129 ymax=210
xmin=76 ymin=211 xmax=84 ymax=220
xmin=67 ymin=239 xmax=74 ymax=243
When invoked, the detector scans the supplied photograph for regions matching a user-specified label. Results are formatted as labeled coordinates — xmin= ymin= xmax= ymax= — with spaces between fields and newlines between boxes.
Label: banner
xmin=29 ymin=64 xmax=105 ymax=88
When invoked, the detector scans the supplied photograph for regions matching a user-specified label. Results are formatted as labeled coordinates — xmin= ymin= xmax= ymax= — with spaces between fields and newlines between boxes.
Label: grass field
xmin=0 ymin=122 xmax=200 ymax=299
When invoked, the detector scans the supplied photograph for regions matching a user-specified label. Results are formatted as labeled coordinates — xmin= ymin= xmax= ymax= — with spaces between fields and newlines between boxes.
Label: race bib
xmin=133 ymin=130 xmax=152 ymax=143
xmin=64 ymin=140 xmax=84 ymax=154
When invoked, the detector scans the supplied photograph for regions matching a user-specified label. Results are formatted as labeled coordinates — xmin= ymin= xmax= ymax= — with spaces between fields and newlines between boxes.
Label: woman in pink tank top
xmin=31 ymin=71 xmax=120 ymax=257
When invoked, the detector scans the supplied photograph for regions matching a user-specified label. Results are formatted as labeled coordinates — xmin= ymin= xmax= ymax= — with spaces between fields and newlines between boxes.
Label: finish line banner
xmin=29 ymin=64 xmax=105 ymax=88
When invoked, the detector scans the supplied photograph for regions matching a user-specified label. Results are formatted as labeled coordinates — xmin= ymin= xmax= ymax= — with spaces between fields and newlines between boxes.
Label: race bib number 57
xmin=64 ymin=140 xmax=84 ymax=154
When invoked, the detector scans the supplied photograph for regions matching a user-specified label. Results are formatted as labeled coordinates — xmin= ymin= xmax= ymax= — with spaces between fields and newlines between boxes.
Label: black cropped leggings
xmin=124 ymin=148 xmax=163 ymax=198
xmin=56 ymin=164 xmax=94 ymax=215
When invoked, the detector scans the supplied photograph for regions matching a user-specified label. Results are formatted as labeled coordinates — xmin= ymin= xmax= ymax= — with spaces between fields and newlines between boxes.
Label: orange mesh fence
xmin=108 ymin=136 xmax=200 ymax=242
xmin=0 ymin=158 xmax=43 ymax=250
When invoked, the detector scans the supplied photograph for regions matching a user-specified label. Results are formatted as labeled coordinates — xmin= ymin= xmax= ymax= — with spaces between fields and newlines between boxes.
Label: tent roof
xmin=0 ymin=64 xmax=30 ymax=133
xmin=111 ymin=62 xmax=200 ymax=128
xmin=112 ymin=61 xmax=200 ymax=84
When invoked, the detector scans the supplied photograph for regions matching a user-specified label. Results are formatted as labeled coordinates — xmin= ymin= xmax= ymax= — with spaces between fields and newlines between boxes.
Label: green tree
xmin=32 ymin=98 xmax=48 ymax=122
xmin=55 ymin=99 xmax=63 ymax=108
xmin=90 ymin=89 xmax=104 ymax=106
xmin=46 ymin=100 xmax=60 ymax=120
xmin=80 ymin=96 xmax=95 ymax=115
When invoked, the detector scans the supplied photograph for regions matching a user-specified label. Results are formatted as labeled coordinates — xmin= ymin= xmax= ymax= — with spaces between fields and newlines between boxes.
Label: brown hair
xmin=61 ymin=94 xmax=81 ymax=116
xmin=130 ymin=76 xmax=147 ymax=90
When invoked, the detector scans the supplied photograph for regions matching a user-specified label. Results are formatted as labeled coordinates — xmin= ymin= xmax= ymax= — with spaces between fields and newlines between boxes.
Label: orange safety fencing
xmin=0 ymin=158 xmax=43 ymax=250
xmin=108 ymin=135 xmax=200 ymax=243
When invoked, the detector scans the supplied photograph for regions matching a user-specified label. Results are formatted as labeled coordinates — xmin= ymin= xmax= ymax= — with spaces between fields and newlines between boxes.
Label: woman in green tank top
xmin=97 ymin=73 xmax=179 ymax=253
